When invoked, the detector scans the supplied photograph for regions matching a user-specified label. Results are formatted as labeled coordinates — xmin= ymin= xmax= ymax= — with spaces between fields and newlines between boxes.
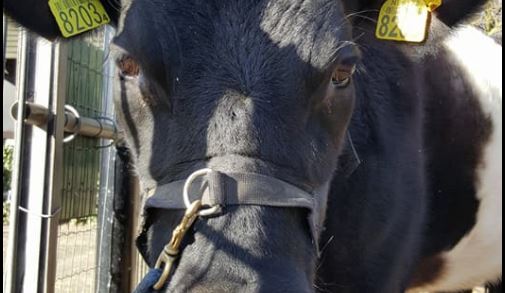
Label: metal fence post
xmin=3 ymin=31 xmax=65 ymax=293
xmin=96 ymin=25 xmax=122 ymax=293
xmin=3 ymin=27 xmax=31 ymax=293
xmin=3 ymin=14 xmax=7 ymax=77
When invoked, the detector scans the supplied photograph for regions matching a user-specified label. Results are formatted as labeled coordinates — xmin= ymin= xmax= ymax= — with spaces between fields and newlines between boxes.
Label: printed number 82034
xmin=49 ymin=0 xmax=110 ymax=37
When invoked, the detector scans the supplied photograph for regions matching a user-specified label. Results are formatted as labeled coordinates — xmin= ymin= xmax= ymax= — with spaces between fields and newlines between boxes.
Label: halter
xmin=133 ymin=168 xmax=325 ymax=292
xmin=132 ymin=133 xmax=362 ymax=292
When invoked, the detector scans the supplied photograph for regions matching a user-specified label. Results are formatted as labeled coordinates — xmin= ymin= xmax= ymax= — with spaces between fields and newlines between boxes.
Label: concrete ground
xmin=3 ymin=220 xmax=97 ymax=293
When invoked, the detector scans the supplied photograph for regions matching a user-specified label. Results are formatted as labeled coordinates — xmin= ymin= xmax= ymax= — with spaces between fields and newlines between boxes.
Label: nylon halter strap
xmin=140 ymin=169 xmax=323 ymax=291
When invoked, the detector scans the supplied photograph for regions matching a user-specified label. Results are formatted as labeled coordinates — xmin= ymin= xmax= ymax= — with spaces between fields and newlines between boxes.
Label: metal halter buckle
xmin=183 ymin=168 xmax=222 ymax=217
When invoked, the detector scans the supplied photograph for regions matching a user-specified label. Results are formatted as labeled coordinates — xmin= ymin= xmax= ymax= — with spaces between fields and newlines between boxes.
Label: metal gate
xmin=3 ymin=23 xmax=133 ymax=292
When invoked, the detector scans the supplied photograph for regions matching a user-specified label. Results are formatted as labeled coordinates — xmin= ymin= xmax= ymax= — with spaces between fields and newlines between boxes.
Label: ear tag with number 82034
xmin=48 ymin=0 xmax=110 ymax=38
xmin=375 ymin=0 xmax=442 ymax=43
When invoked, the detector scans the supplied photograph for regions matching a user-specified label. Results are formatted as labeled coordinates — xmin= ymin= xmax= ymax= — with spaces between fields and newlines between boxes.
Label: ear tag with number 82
xmin=49 ymin=0 xmax=110 ymax=38
xmin=375 ymin=0 xmax=442 ymax=43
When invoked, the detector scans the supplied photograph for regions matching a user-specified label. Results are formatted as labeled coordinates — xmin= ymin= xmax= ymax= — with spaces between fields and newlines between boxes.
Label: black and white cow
xmin=4 ymin=0 xmax=501 ymax=292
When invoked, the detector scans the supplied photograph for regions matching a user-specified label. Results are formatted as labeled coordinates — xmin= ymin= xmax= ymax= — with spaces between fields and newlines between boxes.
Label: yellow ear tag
xmin=425 ymin=0 xmax=442 ymax=12
xmin=376 ymin=0 xmax=441 ymax=43
xmin=48 ymin=0 xmax=110 ymax=38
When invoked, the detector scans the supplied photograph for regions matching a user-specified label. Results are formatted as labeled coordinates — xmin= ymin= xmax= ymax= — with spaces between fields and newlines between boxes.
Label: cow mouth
xmin=137 ymin=164 xmax=321 ymax=292
xmin=143 ymin=204 xmax=316 ymax=293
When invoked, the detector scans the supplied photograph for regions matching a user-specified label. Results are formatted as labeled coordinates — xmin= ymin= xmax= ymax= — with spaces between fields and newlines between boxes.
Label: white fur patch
xmin=411 ymin=26 xmax=502 ymax=292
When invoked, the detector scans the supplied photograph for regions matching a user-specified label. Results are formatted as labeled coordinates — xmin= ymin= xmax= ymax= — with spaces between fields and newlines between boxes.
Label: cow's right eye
xmin=117 ymin=55 xmax=140 ymax=78
xmin=331 ymin=64 xmax=356 ymax=88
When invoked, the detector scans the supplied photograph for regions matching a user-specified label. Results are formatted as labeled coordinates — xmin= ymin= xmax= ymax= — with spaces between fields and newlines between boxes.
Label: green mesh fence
xmin=55 ymin=28 xmax=116 ymax=293
xmin=60 ymin=37 xmax=104 ymax=221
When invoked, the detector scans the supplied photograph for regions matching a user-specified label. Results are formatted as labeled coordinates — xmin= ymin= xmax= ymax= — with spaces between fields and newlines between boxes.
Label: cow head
xmin=112 ymin=2 xmax=358 ymax=291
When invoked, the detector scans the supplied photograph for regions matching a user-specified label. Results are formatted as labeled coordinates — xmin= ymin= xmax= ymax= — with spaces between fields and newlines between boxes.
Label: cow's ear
xmin=341 ymin=0 xmax=382 ymax=16
xmin=4 ymin=0 xmax=120 ymax=41
xmin=434 ymin=0 xmax=489 ymax=26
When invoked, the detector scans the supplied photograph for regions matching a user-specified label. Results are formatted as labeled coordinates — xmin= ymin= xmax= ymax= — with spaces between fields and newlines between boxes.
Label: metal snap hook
xmin=152 ymin=168 xmax=221 ymax=289
xmin=153 ymin=199 xmax=203 ymax=290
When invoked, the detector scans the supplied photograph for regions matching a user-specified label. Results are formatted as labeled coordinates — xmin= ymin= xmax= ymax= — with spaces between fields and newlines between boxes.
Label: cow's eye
xmin=331 ymin=64 xmax=356 ymax=88
xmin=117 ymin=55 xmax=140 ymax=78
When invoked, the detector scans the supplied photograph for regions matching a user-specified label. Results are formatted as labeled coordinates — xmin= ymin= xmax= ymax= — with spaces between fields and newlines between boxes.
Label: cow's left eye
xmin=331 ymin=64 xmax=356 ymax=88
xmin=117 ymin=55 xmax=140 ymax=78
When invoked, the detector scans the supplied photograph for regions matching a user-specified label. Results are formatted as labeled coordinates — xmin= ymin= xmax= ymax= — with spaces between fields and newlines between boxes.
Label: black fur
xmin=435 ymin=0 xmax=490 ymax=27
xmin=419 ymin=47 xmax=492 ymax=257
xmin=117 ymin=1 xmax=357 ymax=290
xmin=317 ymin=24 xmax=426 ymax=292
xmin=488 ymin=281 xmax=503 ymax=293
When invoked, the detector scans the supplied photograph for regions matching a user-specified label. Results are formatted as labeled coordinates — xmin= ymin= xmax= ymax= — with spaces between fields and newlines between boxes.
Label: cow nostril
xmin=231 ymin=111 xmax=237 ymax=119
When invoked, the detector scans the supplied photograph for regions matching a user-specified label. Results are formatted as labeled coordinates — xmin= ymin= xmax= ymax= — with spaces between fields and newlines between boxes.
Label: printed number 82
xmin=378 ymin=15 xmax=404 ymax=38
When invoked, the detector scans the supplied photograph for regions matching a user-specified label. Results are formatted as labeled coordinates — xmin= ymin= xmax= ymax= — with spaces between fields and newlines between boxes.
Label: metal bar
xmin=96 ymin=25 xmax=119 ymax=293
xmin=11 ymin=101 xmax=117 ymax=140
xmin=10 ymin=101 xmax=50 ymax=126
xmin=21 ymin=34 xmax=55 ymax=293
xmin=3 ymin=32 xmax=70 ymax=293
xmin=129 ymin=174 xmax=143 ymax=291
xmin=3 ymin=27 xmax=31 ymax=293
xmin=3 ymin=14 xmax=8 ymax=78
xmin=41 ymin=39 xmax=66 ymax=293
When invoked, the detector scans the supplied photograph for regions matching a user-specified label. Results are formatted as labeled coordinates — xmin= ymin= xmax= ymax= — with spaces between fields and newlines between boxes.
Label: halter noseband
xmin=134 ymin=168 xmax=324 ymax=292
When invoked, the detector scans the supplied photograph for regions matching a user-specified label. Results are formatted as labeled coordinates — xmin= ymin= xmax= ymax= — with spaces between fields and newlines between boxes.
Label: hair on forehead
xmin=116 ymin=0 xmax=355 ymax=72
